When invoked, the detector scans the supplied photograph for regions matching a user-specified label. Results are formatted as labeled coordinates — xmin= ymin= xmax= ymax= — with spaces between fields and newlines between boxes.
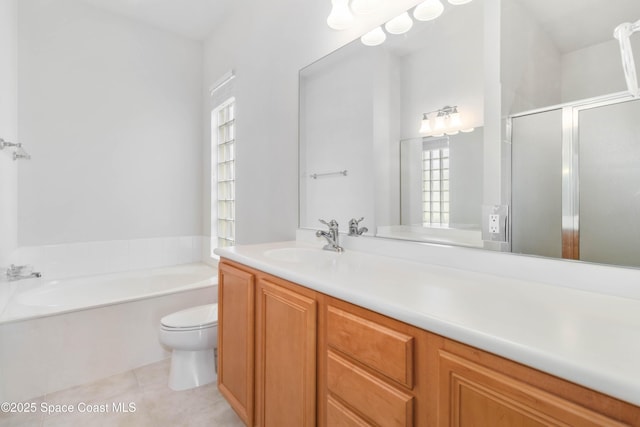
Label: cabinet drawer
xmin=327 ymin=396 xmax=372 ymax=427
xmin=327 ymin=306 xmax=414 ymax=388
xmin=327 ymin=351 xmax=414 ymax=427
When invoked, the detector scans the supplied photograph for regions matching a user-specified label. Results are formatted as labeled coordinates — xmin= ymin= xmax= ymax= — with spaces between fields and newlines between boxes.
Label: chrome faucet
xmin=316 ymin=219 xmax=344 ymax=252
xmin=6 ymin=264 xmax=42 ymax=282
xmin=348 ymin=217 xmax=368 ymax=236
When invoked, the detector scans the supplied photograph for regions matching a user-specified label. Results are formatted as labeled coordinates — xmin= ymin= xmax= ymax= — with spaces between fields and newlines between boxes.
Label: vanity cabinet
xmin=320 ymin=297 xmax=432 ymax=426
xmin=218 ymin=259 xmax=318 ymax=427
xmin=255 ymin=275 xmax=317 ymax=427
xmin=431 ymin=338 xmax=637 ymax=427
xmin=218 ymin=259 xmax=640 ymax=427
xmin=218 ymin=262 xmax=256 ymax=427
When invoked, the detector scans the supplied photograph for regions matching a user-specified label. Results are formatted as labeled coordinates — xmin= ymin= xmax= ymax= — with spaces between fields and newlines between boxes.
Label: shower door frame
xmin=507 ymin=91 xmax=636 ymax=260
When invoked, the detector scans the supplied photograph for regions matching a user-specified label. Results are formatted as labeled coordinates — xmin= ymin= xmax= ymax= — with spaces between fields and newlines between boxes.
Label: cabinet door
xmin=437 ymin=350 xmax=628 ymax=427
xmin=218 ymin=262 xmax=255 ymax=427
xmin=256 ymin=278 xmax=317 ymax=427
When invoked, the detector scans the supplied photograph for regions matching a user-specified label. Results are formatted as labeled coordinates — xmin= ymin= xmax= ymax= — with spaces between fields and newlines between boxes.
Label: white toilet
xmin=159 ymin=303 xmax=218 ymax=391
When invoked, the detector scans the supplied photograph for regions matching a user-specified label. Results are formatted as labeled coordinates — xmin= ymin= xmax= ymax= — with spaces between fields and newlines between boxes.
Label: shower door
xmin=511 ymin=96 xmax=640 ymax=268
xmin=579 ymin=98 xmax=640 ymax=266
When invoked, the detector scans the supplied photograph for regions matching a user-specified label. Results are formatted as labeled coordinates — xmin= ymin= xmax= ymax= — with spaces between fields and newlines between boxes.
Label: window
xmin=422 ymin=147 xmax=449 ymax=226
xmin=212 ymin=97 xmax=236 ymax=249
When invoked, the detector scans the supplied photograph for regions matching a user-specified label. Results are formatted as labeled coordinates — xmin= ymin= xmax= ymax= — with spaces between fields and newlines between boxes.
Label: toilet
xmin=159 ymin=303 xmax=218 ymax=391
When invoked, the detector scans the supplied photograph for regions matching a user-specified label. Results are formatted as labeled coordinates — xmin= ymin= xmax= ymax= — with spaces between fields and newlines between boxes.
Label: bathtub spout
xmin=6 ymin=264 xmax=42 ymax=281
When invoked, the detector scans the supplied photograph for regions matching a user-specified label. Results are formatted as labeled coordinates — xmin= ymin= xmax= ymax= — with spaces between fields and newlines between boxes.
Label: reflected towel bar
xmin=310 ymin=170 xmax=348 ymax=179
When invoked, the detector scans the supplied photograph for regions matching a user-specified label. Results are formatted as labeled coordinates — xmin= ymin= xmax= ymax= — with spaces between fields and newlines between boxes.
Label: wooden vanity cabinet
xmin=429 ymin=337 xmax=639 ymax=427
xmin=218 ymin=259 xmax=318 ymax=427
xmin=319 ymin=297 xmax=433 ymax=426
xmin=218 ymin=261 xmax=256 ymax=427
xmin=255 ymin=275 xmax=317 ymax=427
xmin=218 ymin=258 xmax=640 ymax=427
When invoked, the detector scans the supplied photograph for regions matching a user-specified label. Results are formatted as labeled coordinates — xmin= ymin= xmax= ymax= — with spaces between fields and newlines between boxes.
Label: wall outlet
xmin=482 ymin=205 xmax=509 ymax=243
xmin=489 ymin=214 xmax=500 ymax=234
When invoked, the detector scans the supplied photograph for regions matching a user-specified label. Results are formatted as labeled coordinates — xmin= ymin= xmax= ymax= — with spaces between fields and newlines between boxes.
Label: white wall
xmin=561 ymin=39 xmax=639 ymax=101
xmin=300 ymin=43 xmax=375 ymax=231
xmin=17 ymin=0 xmax=203 ymax=247
xmin=0 ymin=0 xmax=18 ymax=270
xmin=501 ymin=0 xmax=562 ymax=115
xmin=202 ymin=0 xmax=423 ymax=245
xmin=400 ymin=0 xmax=485 ymax=139
xmin=502 ymin=3 xmax=639 ymax=112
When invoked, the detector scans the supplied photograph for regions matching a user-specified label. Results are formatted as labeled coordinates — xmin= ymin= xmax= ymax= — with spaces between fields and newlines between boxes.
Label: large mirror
xmin=299 ymin=0 xmax=640 ymax=269
xmin=299 ymin=0 xmax=485 ymax=244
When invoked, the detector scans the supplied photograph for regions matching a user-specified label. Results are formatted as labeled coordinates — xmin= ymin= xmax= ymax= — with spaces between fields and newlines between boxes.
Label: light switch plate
xmin=482 ymin=205 xmax=509 ymax=242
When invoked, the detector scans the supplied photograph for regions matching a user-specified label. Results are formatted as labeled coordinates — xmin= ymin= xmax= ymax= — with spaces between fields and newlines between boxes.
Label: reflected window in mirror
xmin=422 ymin=138 xmax=450 ymax=226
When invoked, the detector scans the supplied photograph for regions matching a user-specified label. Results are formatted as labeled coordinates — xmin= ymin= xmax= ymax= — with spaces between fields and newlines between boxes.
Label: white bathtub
xmin=1 ymin=264 xmax=216 ymax=322
xmin=0 ymin=263 xmax=217 ymax=402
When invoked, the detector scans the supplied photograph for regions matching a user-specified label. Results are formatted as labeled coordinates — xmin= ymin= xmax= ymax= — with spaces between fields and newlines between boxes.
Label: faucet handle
xmin=318 ymin=219 xmax=338 ymax=229
xmin=348 ymin=217 xmax=368 ymax=236
xmin=349 ymin=217 xmax=364 ymax=226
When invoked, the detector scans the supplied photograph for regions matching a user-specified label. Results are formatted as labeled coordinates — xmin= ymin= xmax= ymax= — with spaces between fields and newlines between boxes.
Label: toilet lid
xmin=161 ymin=304 xmax=218 ymax=329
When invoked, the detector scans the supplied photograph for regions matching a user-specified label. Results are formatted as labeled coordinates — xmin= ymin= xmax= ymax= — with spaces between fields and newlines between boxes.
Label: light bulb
xmin=327 ymin=0 xmax=354 ymax=30
xmin=419 ymin=114 xmax=432 ymax=134
xmin=385 ymin=12 xmax=413 ymax=35
xmin=351 ymin=0 xmax=382 ymax=15
xmin=447 ymin=0 xmax=472 ymax=4
xmin=434 ymin=113 xmax=445 ymax=130
xmin=414 ymin=0 xmax=444 ymax=21
xmin=449 ymin=109 xmax=462 ymax=127
xmin=361 ymin=26 xmax=386 ymax=46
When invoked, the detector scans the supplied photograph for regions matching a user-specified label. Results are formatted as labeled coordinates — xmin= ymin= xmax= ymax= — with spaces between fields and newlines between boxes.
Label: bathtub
xmin=0 ymin=263 xmax=217 ymax=402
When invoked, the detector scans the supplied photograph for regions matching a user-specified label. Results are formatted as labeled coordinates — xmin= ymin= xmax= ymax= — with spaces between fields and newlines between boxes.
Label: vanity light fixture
xmin=449 ymin=106 xmax=462 ymax=127
xmin=385 ymin=12 xmax=413 ymax=35
xmin=434 ymin=111 xmax=446 ymax=130
xmin=419 ymin=113 xmax=433 ymax=134
xmin=327 ymin=0 xmax=354 ymax=30
xmin=419 ymin=106 xmax=471 ymax=136
xmin=414 ymin=0 xmax=444 ymax=21
xmin=361 ymin=26 xmax=386 ymax=46
xmin=328 ymin=0 xmax=466 ymax=46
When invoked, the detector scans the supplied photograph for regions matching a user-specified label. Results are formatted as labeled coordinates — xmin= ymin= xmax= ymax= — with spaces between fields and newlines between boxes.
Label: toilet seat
xmin=161 ymin=303 xmax=217 ymax=331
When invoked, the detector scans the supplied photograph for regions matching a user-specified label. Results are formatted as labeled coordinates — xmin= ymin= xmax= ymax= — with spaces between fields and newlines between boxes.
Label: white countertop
xmin=215 ymin=240 xmax=640 ymax=407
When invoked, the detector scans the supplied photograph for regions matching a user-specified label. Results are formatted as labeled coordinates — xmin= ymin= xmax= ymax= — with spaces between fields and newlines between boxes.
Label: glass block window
xmin=422 ymin=148 xmax=450 ymax=225
xmin=213 ymin=98 xmax=236 ymax=249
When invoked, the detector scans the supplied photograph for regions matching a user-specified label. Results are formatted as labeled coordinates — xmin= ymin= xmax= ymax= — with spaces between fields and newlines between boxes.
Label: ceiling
xmin=78 ymin=0 xmax=235 ymax=40
xmin=76 ymin=0 xmax=640 ymax=50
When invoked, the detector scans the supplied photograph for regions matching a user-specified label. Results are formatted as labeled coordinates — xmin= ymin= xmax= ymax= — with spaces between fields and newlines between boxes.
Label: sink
xmin=263 ymin=247 xmax=340 ymax=263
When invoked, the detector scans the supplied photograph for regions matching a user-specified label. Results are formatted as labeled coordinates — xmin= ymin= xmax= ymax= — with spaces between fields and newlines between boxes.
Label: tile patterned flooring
xmin=0 ymin=359 xmax=244 ymax=427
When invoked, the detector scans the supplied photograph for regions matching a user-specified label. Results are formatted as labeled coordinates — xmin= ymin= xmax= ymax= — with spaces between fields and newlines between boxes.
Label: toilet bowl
xmin=159 ymin=303 xmax=218 ymax=391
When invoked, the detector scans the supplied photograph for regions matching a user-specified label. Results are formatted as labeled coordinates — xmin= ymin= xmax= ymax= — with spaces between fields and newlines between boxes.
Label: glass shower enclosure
xmin=511 ymin=95 xmax=640 ymax=268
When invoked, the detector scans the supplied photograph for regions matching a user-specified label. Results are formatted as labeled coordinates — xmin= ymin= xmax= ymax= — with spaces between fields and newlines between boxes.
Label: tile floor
xmin=0 ymin=359 xmax=244 ymax=427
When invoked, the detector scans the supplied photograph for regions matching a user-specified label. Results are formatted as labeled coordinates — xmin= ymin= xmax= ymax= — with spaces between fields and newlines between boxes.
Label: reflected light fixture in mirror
xmin=420 ymin=106 xmax=473 ymax=136
xmin=419 ymin=113 xmax=433 ymax=133
xmin=351 ymin=0 xmax=382 ymax=15
xmin=414 ymin=0 xmax=444 ymax=21
xmin=361 ymin=26 xmax=386 ymax=46
xmin=385 ymin=12 xmax=414 ymax=34
xmin=327 ymin=0 xmax=354 ymax=30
